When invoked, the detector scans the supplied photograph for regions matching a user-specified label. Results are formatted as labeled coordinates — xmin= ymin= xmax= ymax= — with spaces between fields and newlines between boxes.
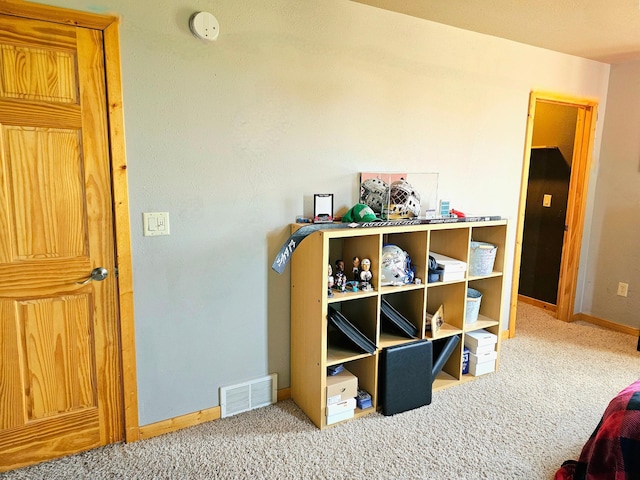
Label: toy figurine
xmin=352 ymin=256 xmax=360 ymax=281
xmin=360 ymin=258 xmax=373 ymax=291
xmin=327 ymin=264 xmax=334 ymax=297
xmin=334 ymin=259 xmax=346 ymax=292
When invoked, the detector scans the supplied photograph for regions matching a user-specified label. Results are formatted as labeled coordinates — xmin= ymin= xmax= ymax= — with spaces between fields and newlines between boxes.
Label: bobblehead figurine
xmin=359 ymin=258 xmax=373 ymax=291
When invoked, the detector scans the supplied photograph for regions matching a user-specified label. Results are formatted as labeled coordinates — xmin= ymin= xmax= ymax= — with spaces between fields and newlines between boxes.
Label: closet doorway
xmin=509 ymin=92 xmax=598 ymax=337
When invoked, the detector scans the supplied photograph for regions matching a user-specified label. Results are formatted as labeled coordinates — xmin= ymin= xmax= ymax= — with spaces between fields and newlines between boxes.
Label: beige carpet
xmin=2 ymin=303 xmax=639 ymax=479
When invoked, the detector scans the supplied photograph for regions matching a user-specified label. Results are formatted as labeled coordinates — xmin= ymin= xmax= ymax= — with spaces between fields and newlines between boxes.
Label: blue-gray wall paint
xmin=33 ymin=0 xmax=612 ymax=425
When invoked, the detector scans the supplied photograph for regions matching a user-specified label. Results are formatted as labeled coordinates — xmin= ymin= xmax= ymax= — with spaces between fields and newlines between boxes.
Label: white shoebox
xmin=430 ymin=252 xmax=466 ymax=281
xmin=469 ymin=349 xmax=497 ymax=365
xmin=326 ymin=407 xmax=355 ymax=425
xmin=464 ymin=329 xmax=497 ymax=353
xmin=468 ymin=348 xmax=497 ymax=376
xmin=471 ymin=343 xmax=497 ymax=355
xmin=469 ymin=357 xmax=496 ymax=376
xmin=326 ymin=397 xmax=356 ymax=417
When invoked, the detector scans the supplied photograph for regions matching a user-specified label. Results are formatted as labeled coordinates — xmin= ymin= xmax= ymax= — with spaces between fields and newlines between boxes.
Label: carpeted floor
xmin=2 ymin=303 xmax=638 ymax=479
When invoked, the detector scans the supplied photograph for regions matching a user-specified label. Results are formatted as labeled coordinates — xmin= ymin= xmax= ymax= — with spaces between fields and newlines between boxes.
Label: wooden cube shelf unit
xmin=289 ymin=219 xmax=507 ymax=429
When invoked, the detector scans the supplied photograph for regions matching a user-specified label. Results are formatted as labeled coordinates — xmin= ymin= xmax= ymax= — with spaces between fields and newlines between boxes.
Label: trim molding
xmin=517 ymin=295 xmax=557 ymax=313
xmin=139 ymin=407 xmax=221 ymax=440
xmin=138 ymin=388 xmax=292 ymax=440
xmin=277 ymin=388 xmax=291 ymax=402
xmin=574 ymin=313 xmax=640 ymax=337
xmin=0 ymin=0 xmax=116 ymax=27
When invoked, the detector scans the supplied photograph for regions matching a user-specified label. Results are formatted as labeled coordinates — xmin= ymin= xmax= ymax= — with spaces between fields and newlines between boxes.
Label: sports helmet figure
xmin=360 ymin=177 xmax=389 ymax=215
xmin=380 ymin=244 xmax=411 ymax=286
xmin=388 ymin=179 xmax=421 ymax=218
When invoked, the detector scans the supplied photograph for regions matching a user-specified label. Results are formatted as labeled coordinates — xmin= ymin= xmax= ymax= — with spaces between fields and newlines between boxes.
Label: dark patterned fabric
xmin=555 ymin=379 xmax=640 ymax=480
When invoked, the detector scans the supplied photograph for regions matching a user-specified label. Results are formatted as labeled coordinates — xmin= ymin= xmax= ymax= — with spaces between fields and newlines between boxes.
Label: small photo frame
xmin=313 ymin=194 xmax=334 ymax=223
xmin=430 ymin=304 xmax=444 ymax=337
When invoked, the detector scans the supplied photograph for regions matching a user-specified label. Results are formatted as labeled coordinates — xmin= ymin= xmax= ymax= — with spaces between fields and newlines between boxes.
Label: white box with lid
xmin=469 ymin=349 xmax=497 ymax=365
xmin=326 ymin=408 xmax=355 ymax=425
xmin=326 ymin=397 xmax=356 ymax=417
xmin=468 ymin=347 xmax=497 ymax=376
xmin=464 ymin=329 xmax=497 ymax=353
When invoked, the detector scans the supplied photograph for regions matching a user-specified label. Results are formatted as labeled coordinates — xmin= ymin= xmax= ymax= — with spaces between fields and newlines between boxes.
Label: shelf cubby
xmin=379 ymin=289 xmax=425 ymax=348
xmin=426 ymin=281 xmax=466 ymax=335
xmin=290 ymin=219 xmax=507 ymax=429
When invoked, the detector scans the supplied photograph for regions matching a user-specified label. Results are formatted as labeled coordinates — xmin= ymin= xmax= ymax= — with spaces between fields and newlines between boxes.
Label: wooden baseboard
xmin=518 ymin=294 xmax=556 ymax=313
xmin=137 ymin=387 xmax=292 ymax=440
xmin=573 ymin=313 xmax=640 ymax=337
xmin=277 ymin=387 xmax=291 ymax=402
xmin=138 ymin=406 xmax=221 ymax=440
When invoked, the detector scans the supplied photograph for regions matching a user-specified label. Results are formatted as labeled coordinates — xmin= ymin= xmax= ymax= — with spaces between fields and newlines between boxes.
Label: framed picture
xmin=313 ymin=194 xmax=333 ymax=223
xmin=430 ymin=304 xmax=444 ymax=337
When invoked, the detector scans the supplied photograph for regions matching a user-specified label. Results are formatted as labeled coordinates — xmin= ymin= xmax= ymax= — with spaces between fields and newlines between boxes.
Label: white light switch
xmin=143 ymin=212 xmax=170 ymax=236
xmin=543 ymin=194 xmax=552 ymax=207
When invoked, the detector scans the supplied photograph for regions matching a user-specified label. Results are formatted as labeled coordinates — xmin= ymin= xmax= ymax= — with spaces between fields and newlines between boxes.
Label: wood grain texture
xmin=0 ymin=14 xmax=75 ymax=51
xmin=0 ymin=409 xmax=100 ymax=472
xmin=103 ymin=21 xmax=140 ymax=443
xmin=0 ymin=10 xmax=124 ymax=470
xmin=138 ymin=407 xmax=221 ymax=440
xmin=19 ymin=296 xmax=95 ymax=420
xmin=0 ymin=44 xmax=77 ymax=102
xmin=0 ymin=4 xmax=137 ymax=465
xmin=76 ymin=26 xmax=122 ymax=446
xmin=0 ymin=99 xmax=81 ymax=128
xmin=0 ymin=299 xmax=25 ymax=430
xmin=0 ymin=0 xmax=115 ymax=30
xmin=5 ymin=126 xmax=85 ymax=260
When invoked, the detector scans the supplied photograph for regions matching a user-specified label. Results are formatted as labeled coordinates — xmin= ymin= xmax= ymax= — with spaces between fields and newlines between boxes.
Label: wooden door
xmin=0 ymin=13 xmax=122 ymax=471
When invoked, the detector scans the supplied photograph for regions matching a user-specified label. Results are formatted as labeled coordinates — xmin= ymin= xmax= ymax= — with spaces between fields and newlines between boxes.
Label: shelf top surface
xmin=291 ymin=218 xmax=507 ymax=237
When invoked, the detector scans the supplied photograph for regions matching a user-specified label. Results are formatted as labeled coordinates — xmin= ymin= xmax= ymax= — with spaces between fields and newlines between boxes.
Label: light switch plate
xmin=143 ymin=212 xmax=170 ymax=236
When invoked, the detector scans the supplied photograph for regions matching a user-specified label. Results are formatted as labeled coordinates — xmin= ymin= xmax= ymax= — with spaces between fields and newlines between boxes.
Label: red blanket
xmin=555 ymin=379 xmax=640 ymax=480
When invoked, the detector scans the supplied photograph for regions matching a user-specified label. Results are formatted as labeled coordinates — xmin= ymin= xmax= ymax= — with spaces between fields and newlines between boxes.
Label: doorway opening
xmin=509 ymin=92 xmax=598 ymax=338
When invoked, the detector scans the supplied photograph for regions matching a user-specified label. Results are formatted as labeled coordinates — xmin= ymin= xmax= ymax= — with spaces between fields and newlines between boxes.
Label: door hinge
xmin=115 ymin=266 xmax=119 ymax=278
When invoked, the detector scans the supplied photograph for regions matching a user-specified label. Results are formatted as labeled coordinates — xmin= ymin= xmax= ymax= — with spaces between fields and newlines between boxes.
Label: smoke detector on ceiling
xmin=189 ymin=11 xmax=219 ymax=42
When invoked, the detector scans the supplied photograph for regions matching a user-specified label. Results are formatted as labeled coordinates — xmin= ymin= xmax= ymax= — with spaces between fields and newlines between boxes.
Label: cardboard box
xmin=469 ymin=357 xmax=496 ymax=376
xmin=326 ymin=408 xmax=355 ymax=425
xmin=326 ymin=397 xmax=356 ymax=417
xmin=464 ymin=329 xmax=497 ymax=353
xmin=326 ymin=369 xmax=358 ymax=406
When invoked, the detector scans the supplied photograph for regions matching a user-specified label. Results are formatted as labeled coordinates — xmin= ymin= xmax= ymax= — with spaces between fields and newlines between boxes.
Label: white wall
xmin=582 ymin=61 xmax=640 ymax=328
xmin=35 ymin=0 xmax=610 ymax=425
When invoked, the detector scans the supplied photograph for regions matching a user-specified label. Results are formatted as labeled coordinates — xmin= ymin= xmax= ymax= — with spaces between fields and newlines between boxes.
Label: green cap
xmin=342 ymin=203 xmax=379 ymax=223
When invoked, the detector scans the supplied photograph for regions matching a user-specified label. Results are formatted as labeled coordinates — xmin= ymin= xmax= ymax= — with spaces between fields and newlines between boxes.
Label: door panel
xmin=0 ymin=14 xmax=122 ymax=471
xmin=0 ymin=44 xmax=78 ymax=103
xmin=20 ymin=295 xmax=96 ymax=420
xmin=6 ymin=127 xmax=86 ymax=260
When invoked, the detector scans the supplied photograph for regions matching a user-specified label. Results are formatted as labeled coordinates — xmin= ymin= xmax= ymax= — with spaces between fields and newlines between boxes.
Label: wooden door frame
xmin=509 ymin=91 xmax=598 ymax=338
xmin=0 ymin=1 xmax=140 ymax=442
